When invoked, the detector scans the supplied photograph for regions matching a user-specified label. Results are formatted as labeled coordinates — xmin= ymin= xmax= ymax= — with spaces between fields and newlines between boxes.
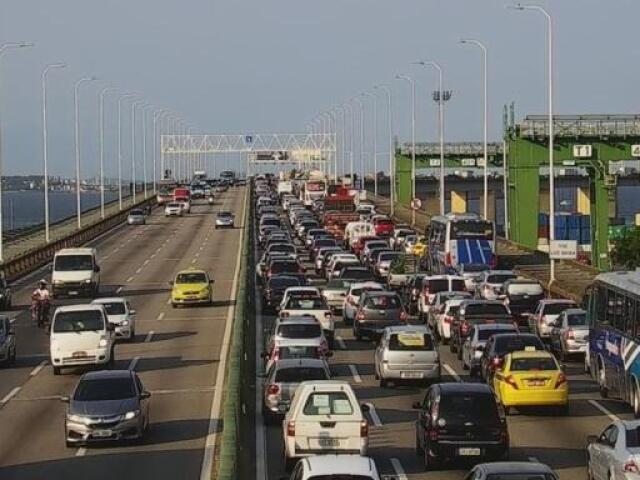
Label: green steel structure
xmin=506 ymin=114 xmax=640 ymax=270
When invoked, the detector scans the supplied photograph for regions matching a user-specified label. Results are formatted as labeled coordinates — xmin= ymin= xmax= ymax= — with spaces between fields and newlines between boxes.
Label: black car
xmin=501 ymin=279 xmax=545 ymax=330
xmin=479 ymin=333 xmax=545 ymax=382
xmin=339 ymin=266 xmax=376 ymax=283
xmin=414 ymin=383 xmax=508 ymax=470
xmin=402 ymin=274 xmax=427 ymax=315
xmin=262 ymin=275 xmax=302 ymax=313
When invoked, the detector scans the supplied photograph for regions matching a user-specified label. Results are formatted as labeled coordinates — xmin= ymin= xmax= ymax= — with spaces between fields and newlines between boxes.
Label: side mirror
xmin=94 ymin=266 xmax=101 ymax=273
xmin=139 ymin=391 xmax=151 ymax=400
xmin=209 ymin=279 xmax=214 ymax=284
xmin=60 ymin=395 xmax=70 ymax=403
xmin=107 ymin=323 xmax=116 ymax=331
xmin=130 ymin=309 xmax=137 ymax=316
xmin=560 ymin=364 xmax=567 ymax=373
xmin=587 ymin=435 xmax=598 ymax=445
xmin=360 ymin=403 xmax=370 ymax=413
xmin=325 ymin=351 xmax=333 ymax=358
xmin=412 ymin=401 xmax=422 ymax=410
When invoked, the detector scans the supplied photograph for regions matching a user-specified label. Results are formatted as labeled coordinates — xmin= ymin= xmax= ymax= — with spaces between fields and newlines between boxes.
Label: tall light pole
xmin=510 ymin=3 xmax=555 ymax=283
xmin=117 ymin=94 xmax=134 ymax=210
xmin=0 ymin=42 xmax=33 ymax=262
xmin=142 ymin=105 xmax=155 ymax=199
xmin=351 ymin=97 xmax=365 ymax=188
xmin=328 ymin=109 xmax=338 ymax=182
xmin=42 ymin=63 xmax=66 ymax=243
xmin=74 ymin=76 xmax=97 ymax=229
xmin=131 ymin=101 xmax=144 ymax=203
xmin=344 ymin=103 xmax=355 ymax=185
xmin=335 ymin=106 xmax=346 ymax=179
xmin=362 ymin=92 xmax=378 ymax=196
xmin=461 ymin=39 xmax=489 ymax=219
xmin=414 ymin=61 xmax=449 ymax=215
xmin=374 ymin=84 xmax=394 ymax=215
xmin=153 ymin=110 xmax=166 ymax=193
xmin=98 ymin=86 xmax=116 ymax=218
xmin=395 ymin=74 xmax=416 ymax=226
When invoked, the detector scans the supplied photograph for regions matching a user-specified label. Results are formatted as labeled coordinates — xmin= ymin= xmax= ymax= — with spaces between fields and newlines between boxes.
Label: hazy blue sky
xmin=0 ymin=0 xmax=637 ymax=177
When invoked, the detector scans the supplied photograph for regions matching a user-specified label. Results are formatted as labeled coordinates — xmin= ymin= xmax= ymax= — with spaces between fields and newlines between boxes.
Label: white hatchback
xmin=91 ymin=297 xmax=136 ymax=341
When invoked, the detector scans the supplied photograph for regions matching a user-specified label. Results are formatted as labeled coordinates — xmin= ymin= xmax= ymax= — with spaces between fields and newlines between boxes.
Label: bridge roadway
xmin=254 ymin=202 xmax=634 ymax=480
xmin=0 ymin=187 xmax=246 ymax=479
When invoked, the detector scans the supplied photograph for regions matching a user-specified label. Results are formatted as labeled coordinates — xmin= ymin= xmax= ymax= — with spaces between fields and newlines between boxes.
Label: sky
xmin=0 ymin=0 xmax=638 ymax=178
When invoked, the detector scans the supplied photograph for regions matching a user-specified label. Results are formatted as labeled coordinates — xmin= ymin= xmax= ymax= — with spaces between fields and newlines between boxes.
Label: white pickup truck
xmin=279 ymin=288 xmax=335 ymax=348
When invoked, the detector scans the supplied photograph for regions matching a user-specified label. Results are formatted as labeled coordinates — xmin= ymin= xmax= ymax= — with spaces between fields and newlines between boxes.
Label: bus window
xmin=635 ymin=299 xmax=640 ymax=340
xmin=624 ymin=296 xmax=635 ymax=338
xmin=595 ymin=285 xmax=608 ymax=325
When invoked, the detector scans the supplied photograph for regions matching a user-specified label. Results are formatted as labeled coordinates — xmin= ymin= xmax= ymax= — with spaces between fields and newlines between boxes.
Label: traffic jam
xmin=252 ymin=173 xmax=639 ymax=480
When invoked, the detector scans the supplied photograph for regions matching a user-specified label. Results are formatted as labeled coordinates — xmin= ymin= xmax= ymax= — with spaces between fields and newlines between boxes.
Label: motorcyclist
xmin=31 ymin=280 xmax=51 ymax=327
xmin=208 ymin=194 xmax=215 ymax=205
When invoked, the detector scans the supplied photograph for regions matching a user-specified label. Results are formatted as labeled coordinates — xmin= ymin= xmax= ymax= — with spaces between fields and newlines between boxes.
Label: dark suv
xmin=479 ymin=333 xmax=545 ymax=383
xmin=413 ymin=382 xmax=509 ymax=470
xmin=501 ymin=279 xmax=545 ymax=331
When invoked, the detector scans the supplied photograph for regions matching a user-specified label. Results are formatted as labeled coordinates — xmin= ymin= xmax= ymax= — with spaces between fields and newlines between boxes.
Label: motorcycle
xmin=208 ymin=196 xmax=215 ymax=205
xmin=31 ymin=298 xmax=51 ymax=328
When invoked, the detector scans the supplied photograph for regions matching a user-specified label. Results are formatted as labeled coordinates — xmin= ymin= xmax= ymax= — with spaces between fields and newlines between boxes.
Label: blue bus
xmin=588 ymin=271 xmax=640 ymax=416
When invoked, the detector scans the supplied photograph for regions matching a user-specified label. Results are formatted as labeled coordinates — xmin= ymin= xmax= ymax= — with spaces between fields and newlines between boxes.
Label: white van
xmin=49 ymin=304 xmax=115 ymax=375
xmin=51 ymin=248 xmax=100 ymax=298
xmin=344 ymin=222 xmax=376 ymax=249
xmin=282 ymin=380 xmax=369 ymax=470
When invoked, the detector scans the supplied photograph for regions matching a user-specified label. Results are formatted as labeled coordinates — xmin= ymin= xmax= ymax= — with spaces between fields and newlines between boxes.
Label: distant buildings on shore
xmin=1 ymin=175 xmax=119 ymax=192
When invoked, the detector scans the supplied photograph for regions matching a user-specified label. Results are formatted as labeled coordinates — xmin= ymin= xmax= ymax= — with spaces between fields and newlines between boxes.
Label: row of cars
xmin=251 ymin=176 xmax=560 ymax=479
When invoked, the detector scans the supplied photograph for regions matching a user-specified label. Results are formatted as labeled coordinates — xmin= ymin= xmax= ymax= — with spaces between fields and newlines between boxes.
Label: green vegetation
xmin=611 ymin=227 xmax=640 ymax=269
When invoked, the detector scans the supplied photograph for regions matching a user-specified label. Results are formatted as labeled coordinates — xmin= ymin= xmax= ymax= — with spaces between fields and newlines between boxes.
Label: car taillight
xmin=428 ymin=429 xmax=439 ymax=440
xmin=287 ymin=421 xmax=296 ymax=436
xmin=555 ymin=372 xmax=567 ymax=389
xmin=360 ymin=420 xmax=369 ymax=437
xmin=445 ymin=253 xmax=451 ymax=266
xmin=460 ymin=321 xmax=469 ymax=335
xmin=324 ymin=312 xmax=331 ymax=319
xmin=267 ymin=384 xmax=280 ymax=395
xmin=357 ymin=310 xmax=365 ymax=322
xmin=564 ymin=329 xmax=575 ymax=340
xmin=444 ymin=315 xmax=453 ymax=324
xmin=504 ymin=375 xmax=519 ymax=390
xmin=491 ymin=357 xmax=503 ymax=369
xmin=400 ymin=311 xmax=408 ymax=322
xmin=280 ymin=311 xmax=289 ymax=318
xmin=489 ymin=256 xmax=498 ymax=269
xmin=272 ymin=348 xmax=280 ymax=361
xmin=624 ymin=460 xmax=639 ymax=473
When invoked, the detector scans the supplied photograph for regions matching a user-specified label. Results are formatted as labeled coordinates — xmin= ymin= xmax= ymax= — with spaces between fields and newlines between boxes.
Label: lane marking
xmin=76 ymin=448 xmax=86 ymax=457
xmin=29 ymin=360 xmax=47 ymax=377
xmin=0 ymin=387 xmax=21 ymax=406
xmin=390 ymin=458 xmax=408 ymax=480
xmin=126 ymin=276 xmax=134 ymax=283
xmin=349 ymin=364 xmax=362 ymax=383
xmin=336 ymin=335 xmax=347 ymax=350
xmin=166 ymin=298 xmax=171 ymax=305
xmin=365 ymin=402 xmax=382 ymax=427
xmin=135 ymin=268 xmax=142 ymax=274
xmin=128 ymin=356 xmax=140 ymax=371
xmin=156 ymin=312 xmax=165 ymax=321
xmin=144 ymin=331 xmax=154 ymax=343
xmin=191 ymin=259 xmax=196 ymax=264
xmin=116 ymin=286 xmax=123 ymax=294
xmin=443 ymin=363 xmax=461 ymax=382
xmin=143 ymin=259 xmax=150 ymax=266
xmin=588 ymin=399 xmax=620 ymax=421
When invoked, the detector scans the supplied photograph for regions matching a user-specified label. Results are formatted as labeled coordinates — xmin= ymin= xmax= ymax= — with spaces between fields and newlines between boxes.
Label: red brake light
xmin=267 ymin=384 xmax=280 ymax=395
xmin=461 ymin=321 xmax=470 ymax=335
xmin=445 ymin=253 xmax=452 ymax=266
xmin=624 ymin=460 xmax=639 ymax=473
xmin=360 ymin=420 xmax=369 ymax=437
xmin=324 ymin=312 xmax=331 ymax=319
xmin=491 ymin=357 xmax=503 ymax=368
xmin=555 ymin=372 xmax=567 ymax=389
xmin=287 ymin=421 xmax=296 ymax=436
xmin=280 ymin=311 xmax=289 ymax=318
xmin=564 ymin=329 xmax=575 ymax=340
xmin=272 ymin=347 xmax=280 ymax=361
xmin=357 ymin=311 xmax=365 ymax=321
xmin=504 ymin=375 xmax=519 ymax=390
xmin=400 ymin=311 xmax=408 ymax=322
xmin=429 ymin=429 xmax=439 ymax=440
xmin=444 ymin=315 xmax=453 ymax=324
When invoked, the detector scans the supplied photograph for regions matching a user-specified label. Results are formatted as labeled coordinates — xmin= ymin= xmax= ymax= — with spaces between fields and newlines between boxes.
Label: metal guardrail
xmin=1 ymin=196 xmax=156 ymax=283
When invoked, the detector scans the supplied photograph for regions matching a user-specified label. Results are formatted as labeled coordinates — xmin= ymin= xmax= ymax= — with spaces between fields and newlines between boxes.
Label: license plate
xmin=69 ymin=291 xmax=78 ymax=295
xmin=92 ymin=429 xmax=112 ymax=438
xmin=401 ymin=371 xmax=423 ymax=379
xmin=72 ymin=351 xmax=88 ymax=358
xmin=527 ymin=380 xmax=545 ymax=386
xmin=458 ymin=448 xmax=481 ymax=456
xmin=579 ymin=344 xmax=587 ymax=351
xmin=318 ymin=438 xmax=340 ymax=447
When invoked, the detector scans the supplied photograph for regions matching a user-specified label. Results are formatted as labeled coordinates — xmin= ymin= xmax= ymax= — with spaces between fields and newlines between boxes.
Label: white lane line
xmin=144 ymin=331 xmax=154 ymax=343
xmin=589 ymin=399 xmax=620 ymax=421
xmin=156 ymin=312 xmax=165 ymax=321
xmin=364 ymin=402 xmax=382 ymax=427
xmin=349 ymin=364 xmax=362 ymax=384
xmin=390 ymin=458 xmax=408 ymax=480
xmin=126 ymin=276 xmax=134 ymax=283
xmin=200 ymin=186 xmax=247 ymax=480
xmin=191 ymin=259 xmax=196 ymax=264
xmin=143 ymin=259 xmax=150 ymax=266
xmin=336 ymin=335 xmax=347 ymax=350
xmin=443 ymin=363 xmax=461 ymax=382
xmin=129 ymin=356 xmax=140 ymax=371
xmin=135 ymin=267 xmax=142 ymax=274
xmin=0 ymin=387 xmax=21 ymax=406
xmin=116 ymin=286 xmax=123 ymax=294
xmin=29 ymin=360 xmax=47 ymax=377
xmin=76 ymin=448 xmax=86 ymax=457
xmin=166 ymin=298 xmax=171 ymax=305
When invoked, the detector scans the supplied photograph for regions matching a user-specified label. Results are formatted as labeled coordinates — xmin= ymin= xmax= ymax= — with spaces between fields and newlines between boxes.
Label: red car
xmin=352 ymin=235 xmax=381 ymax=256
xmin=372 ymin=216 xmax=394 ymax=237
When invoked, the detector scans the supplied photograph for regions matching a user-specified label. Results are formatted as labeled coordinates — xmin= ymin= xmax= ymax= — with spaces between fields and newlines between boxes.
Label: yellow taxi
xmin=411 ymin=237 xmax=427 ymax=257
xmin=493 ymin=349 xmax=568 ymax=414
xmin=170 ymin=268 xmax=214 ymax=307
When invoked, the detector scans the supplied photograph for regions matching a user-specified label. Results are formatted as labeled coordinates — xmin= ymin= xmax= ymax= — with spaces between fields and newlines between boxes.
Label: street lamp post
xmin=362 ymin=92 xmax=378 ymax=196
xmin=131 ymin=101 xmax=144 ymax=204
xmin=0 ymin=42 xmax=33 ymax=262
xmin=142 ymin=106 xmax=154 ymax=199
xmin=42 ymin=63 xmax=66 ymax=244
xmin=117 ymin=94 xmax=135 ymax=210
xmin=344 ymin=103 xmax=354 ymax=185
xmin=98 ymin=87 xmax=116 ymax=218
xmin=510 ymin=3 xmax=556 ymax=284
xmin=153 ymin=110 xmax=166 ymax=193
xmin=395 ymin=74 xmax=416 ymax=226
xmin=351 ymin=97 xmax=365 ymax=188
xmin=461 ymin=39 xmax=489 ymax=219
xmin=74 ymin=76 xmax=97 ymax=229
xmin=374 ymin=84 xmax=394 ymax=216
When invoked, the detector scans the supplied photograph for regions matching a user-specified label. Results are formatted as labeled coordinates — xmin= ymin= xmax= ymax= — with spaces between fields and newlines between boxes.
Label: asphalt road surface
xmin=0 ymin=187 xmax=246 ymax=480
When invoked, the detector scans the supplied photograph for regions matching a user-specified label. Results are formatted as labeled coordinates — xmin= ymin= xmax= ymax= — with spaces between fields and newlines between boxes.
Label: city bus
xmin=425 ymin=212 xmax=496 ymax=274
xmin=588 ymin=271 xmax=640 ymax=416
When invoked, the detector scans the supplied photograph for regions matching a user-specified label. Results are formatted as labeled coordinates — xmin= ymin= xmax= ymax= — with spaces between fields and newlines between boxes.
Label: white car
xmin=343 ymin=282 xmax=384 ymax=325
xmin=91 ymin=297 xmax=136 ymax=341
xmin=282 ymin=381 xmax=369 ymax=470
xmin=180 ymin=200 xmax=191 ymax=213
xmin=417 ymin=275 xmax=467 ymax=320
xmin=587 ymin=419 xmax=640 ymax=480
xmin=530 ymin=299 xmax=578 ymax=339
xmin=286 ymin=455 xmax=382 ymax=480
xmin=279 ymin=290 xmax=334 ymax=347
xmin=475 ymin=270 xmax=518 ymax=300
xmin=436 ymin=298 xmax=469 ymax=343
xmin=164 ymin=202 xmax=182 ymax=216
xmin=49 ymin=304 xmax=115 ymax=375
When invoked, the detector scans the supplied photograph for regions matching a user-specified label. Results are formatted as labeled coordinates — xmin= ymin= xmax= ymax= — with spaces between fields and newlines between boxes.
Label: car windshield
xmin=510 ymin=357 xmax=557 ymax=371
xmin=439 ymin=393 xmax=499 ymax=425
xmin=101 ymin=303 xmax=126 ymax=316
xmin=446 ymin=305 xmax=461 ymax=316
xmin=286 ymin=297 xmax=326 ymax=309
xmin=450 ymin=220 xmax=493 ymax=240
xmin=130 ymin=209 xmax=144 ymax=215
xmin=544 ymin=303 xmax=576 ymax=315
xmin=218 ymin=212 xmax=232 ymax=218
xmin=274 ymin=367 xmax=328 ymax=383
xmin=303 ymin=392 xmax=354 ymax=416
xmin=53 ymin=311 xmax=104 ymax=333
xmin=507 ymin=283 xmax=543 ymax=296
xmin=74 ymin=378 xmax=136 ymax=401
xmin=626 ymin=427 xmax=640 ymax=448
xmin=567 ymin=313 xmax=587 ymax=326
xmin=365 ymin=295 xmax=401 ymax=309
xmin=464 ymin=303 xmax=509 ymax=316
xmin=270 ymin=244 xmax=295 ymax=253
xmin=494 ymin=336 xmax=544 ymax=355
xmin=54 ymin=255 xmax=93 ymax=271
xmin=389 ymin=333 xmax=434 ymax=351
xmin=487 ymin=274 xmax=517 ymax=284
xmin=461 ymin=264 xmax=490 ymax=273
xmin=342 ymin=269 xmax=372 ymax=280
xmin=366 ymin=242 xmax=387 ymax=250
xmin=314 ymin=239 xmax=336 ymax=248
xmin=176 ymin=273 xmax=207 ymax=284
xmin=271 ymin=262 xmax=299 ymax=273
xmin=279 ymin=346 xmax=320 ymax=360
xmin=478 ymin=328 xmax=515 ymax=341
xmin=351 ymin=286 xmax=382 ymax=297
xmin=278 ymin=324 xmax=321 ymax=339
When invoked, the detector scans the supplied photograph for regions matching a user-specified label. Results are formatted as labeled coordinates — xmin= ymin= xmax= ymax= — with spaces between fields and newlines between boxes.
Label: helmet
xmin=38 ymin=279 xmax=47 ymax=287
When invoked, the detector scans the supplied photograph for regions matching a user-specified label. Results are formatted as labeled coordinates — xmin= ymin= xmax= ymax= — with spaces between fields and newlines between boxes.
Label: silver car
xmin=461 ymin=323 xmax=518 ymax=375
xmin=321 ymin=279 xmax=350 ymax=313
xmin=549 ymin=308 xmax=589 ymax=361
xmin=0 ymin=315 xmax=16 ymax=366
xmin=587 ymin=419 xmax=640 ymax=480
xmin=467 ymin=462 xmax=558 ymax=480
xmin=62 ymin=370 xmax=150 ymax=446
xmin=374 ymin=325 xmax=440 ymax=387
xmin=262 ymin=358 xmax=330 ymax=422
xmin=164 ymin=202 xmax=182 ymax=217
xmin=127 ymin=209 xmax=146 ymax=225
xmin=215 ymin=211 xmax=235 ymax=228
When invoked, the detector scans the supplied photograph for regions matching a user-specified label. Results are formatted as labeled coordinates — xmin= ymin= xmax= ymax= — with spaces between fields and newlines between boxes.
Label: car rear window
xmin=269 ymin=244 xmax=295 ymax=253
xmin=626 ymin=427 xmax=640 ymax=448
xmin=365 ymin=295 xmax=401 ymax=309
xmin=285 ymin=297 xmax=326 ymax=310
xmin=342 ymin=269 xmax=373 ymax=280
xmin=451 ymin=280 xmax=467 ymax=291
xmin=389 ymin=333 xmax=434 ymax=351
xmin=486 ymin=475 xmax=556 ymax=480
xmin=427 ymin=279 xmax=448 ymax=292
xmin=494 ymin=336 xmax=544 ymax=355
xmin=268 ymin=277 xmax=300 ymax=289
xmin=567 ymin=312 xmax=587 ymax=326
xmin=507 ymin=283 xmax=544 ymax=296
xmin=303 ymin=392 xmax=354 ymax=416
xmin=379 ymin=252 xmax=400 ymax=262
xmin=279 ymin=346 xmax=320 ymax=360
xmin=543 ymin=303 xmax=577 ymax=315
xmin=439 ymin=393 xmax=499 ymax=425
xmin=53 ymin=311 xmax=105 ymax=333
xmin=271 ymin=262 xmax=299 ymax=273
xmin=101 ymin=302 xmax=126 ymax=316
xmin=478 ymin=327 xmax=515 ymax=341
xmin=278 ymin=324 xmax=321 ymax=339
xmin=74 ymin=377 xmax=136 ymax=401
xmin=275 ymin=367 xmax=328 ymax=383
xmin=315 ymin=239 xmax=337 ymax=248
xmin=510 ymin=357 xmax=557 ymax=371
xmin=487 ymin=274 xmax=517 ymax=284
xmin=464 ymin=303 xmax=510 ymax=317
xmin=376 ymin=219 xmax=393 ymax=225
